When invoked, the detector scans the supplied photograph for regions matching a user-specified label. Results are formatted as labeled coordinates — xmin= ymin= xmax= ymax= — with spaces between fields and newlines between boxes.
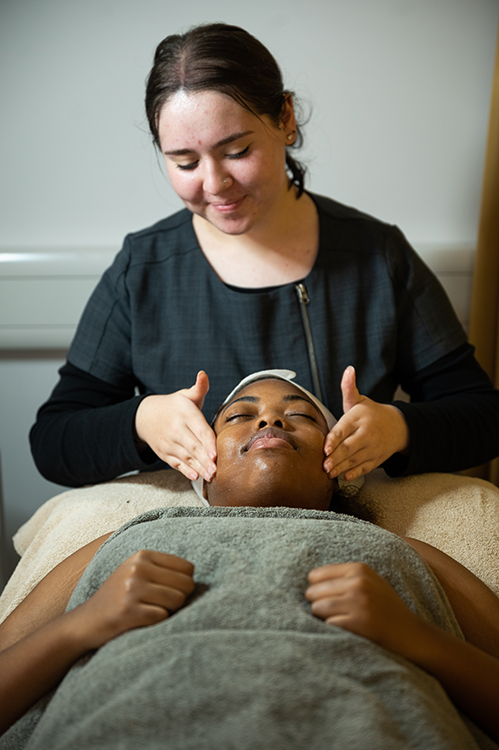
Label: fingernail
xmin=189 ymin=470 xmax=198 ymax=481
xmin=329 ymin=469 xmax=338 ymax=479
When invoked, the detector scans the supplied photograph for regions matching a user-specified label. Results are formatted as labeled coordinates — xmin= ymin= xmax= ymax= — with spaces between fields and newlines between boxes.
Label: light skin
xmin=134 ymin=88 xmax=409 ymax=485
xmin=2 ymin=380 xmax=496 ymax=740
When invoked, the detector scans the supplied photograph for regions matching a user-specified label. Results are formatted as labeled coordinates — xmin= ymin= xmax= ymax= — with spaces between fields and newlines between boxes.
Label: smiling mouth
xmin=210 ymin=197 xmax=245 ymax=212
xmin=244 ymin=427 xmax=296 ymax=453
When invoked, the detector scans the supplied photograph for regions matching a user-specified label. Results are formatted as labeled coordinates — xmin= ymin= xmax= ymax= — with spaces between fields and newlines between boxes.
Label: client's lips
xmin=244 ymin=427 xmax=296 ymax=453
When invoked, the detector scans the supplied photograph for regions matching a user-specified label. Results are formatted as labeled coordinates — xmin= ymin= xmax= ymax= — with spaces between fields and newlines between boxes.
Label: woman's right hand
xmin=134 ymin=370 xmax=217 ymax=481
xmin=75 ymin=550 xmax=195 ymax=651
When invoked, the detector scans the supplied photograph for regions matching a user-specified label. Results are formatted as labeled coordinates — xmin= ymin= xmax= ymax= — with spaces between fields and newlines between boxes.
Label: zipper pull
xmin=295 ymin=282 xmax=310 ymax=305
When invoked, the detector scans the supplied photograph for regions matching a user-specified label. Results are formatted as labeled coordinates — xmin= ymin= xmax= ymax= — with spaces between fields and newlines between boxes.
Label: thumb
xmin=341 ymin=366 xmax=361 ymax=414
xmin=186 ymin=370 xmax=210 ymax=409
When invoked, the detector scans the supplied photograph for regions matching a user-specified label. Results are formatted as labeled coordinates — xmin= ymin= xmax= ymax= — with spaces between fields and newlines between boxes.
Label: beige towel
xmin=352 ymin=470 xmax=499 ymax=594
xmin=1 ymin=469 xmax=498 ymax=623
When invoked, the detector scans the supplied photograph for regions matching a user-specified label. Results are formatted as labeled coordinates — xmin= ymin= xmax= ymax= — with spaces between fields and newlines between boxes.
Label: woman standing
xmin=30 ymin=23 xmax=499 ymax=488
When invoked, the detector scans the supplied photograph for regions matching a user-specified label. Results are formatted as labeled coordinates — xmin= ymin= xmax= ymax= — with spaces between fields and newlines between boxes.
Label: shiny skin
xmin=206 ymin=379 xmax=334 ymax=509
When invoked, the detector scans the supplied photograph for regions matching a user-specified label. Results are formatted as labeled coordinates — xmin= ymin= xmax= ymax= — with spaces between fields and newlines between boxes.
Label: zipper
xmin=295 ymin=282 xmax=323 ymax=402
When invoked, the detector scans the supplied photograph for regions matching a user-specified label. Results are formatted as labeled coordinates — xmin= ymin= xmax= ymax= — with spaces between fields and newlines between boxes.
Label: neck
xmin=193 ymin=189 xmax=319 ymax=288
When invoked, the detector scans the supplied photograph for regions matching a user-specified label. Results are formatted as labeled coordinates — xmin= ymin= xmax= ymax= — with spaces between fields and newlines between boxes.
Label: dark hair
xmin=145 ymin=23 xmax=306 ymax=196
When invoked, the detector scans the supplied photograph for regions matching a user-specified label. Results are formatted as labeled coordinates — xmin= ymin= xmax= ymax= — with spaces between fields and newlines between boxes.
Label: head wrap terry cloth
xmin=192 ymin=369 xmax=364 ymax=505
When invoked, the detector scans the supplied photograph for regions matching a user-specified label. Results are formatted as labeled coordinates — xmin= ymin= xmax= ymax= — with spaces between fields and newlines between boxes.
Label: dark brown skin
xmin=206 ymin=379 xmax=334 ymax=509
xmin=1 ymin=378 xmax=499 ymax=741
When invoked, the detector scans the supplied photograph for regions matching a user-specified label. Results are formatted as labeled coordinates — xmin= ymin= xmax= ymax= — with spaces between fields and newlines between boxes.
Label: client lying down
xmin=1 ymin=371 xmax=499 ymax=749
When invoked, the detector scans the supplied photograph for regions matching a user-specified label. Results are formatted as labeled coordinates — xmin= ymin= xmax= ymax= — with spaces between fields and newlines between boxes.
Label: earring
xmin=223 ymin=179 xmax=229 ymax=184
xmin=287 ymin=130 xmax=296 ymax=142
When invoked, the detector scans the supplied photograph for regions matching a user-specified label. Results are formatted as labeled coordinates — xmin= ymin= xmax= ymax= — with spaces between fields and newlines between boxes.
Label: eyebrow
xmin=221 ymin=393 xmax=322 ymax=418
xmin=163 ymin=130 xmax=254 ymax=156
xmin=221 ymin=395 xmax=258 ymax=415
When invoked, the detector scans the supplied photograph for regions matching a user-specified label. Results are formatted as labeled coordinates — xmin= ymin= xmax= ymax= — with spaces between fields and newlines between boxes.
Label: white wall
xmin=1 ymin=0 xmax=498 ymax=245
xmin=1 ymin=0 xmax=498 ymax=584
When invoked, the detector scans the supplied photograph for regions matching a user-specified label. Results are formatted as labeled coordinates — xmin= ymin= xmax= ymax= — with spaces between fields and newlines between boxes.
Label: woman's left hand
xmin=323 ymin=366 xmax=409 ymax=481
xmin=305 ymin=562 xmax=421 ymax=656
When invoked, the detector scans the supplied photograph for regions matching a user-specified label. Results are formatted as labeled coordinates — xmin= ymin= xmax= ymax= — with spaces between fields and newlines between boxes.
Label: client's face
xmin=205 ymin=379 xmax=334 ymax=510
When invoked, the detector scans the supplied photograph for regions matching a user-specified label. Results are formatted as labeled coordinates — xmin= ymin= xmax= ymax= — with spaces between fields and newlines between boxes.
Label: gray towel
xmin=4 ymin=508 xmax=498 ymax=749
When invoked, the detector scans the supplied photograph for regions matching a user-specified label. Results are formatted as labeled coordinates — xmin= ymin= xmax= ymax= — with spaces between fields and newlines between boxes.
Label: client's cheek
xmin=204 ymin=443 xmax=241 ymax=506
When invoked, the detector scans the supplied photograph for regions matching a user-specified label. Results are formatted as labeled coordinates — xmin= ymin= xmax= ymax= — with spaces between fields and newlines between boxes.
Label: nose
xmin=202 ymin=161 xmax=232 ymax=195
xmin=258 ymin=416 xmax=284 ymax=430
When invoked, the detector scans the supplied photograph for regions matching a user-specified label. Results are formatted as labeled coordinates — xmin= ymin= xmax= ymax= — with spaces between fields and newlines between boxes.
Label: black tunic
xmin=30 ymin=194 xmax=499 ymax=486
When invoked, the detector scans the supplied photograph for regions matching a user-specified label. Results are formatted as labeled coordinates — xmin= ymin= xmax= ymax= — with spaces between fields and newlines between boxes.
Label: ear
xmin=280 ymin=95 xmax=296 ymax=134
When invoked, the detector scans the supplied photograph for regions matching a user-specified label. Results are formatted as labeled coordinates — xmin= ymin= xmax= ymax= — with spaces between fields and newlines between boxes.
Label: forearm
xmin=384 ymin=390 xmax=499 ymax=476
xmin=385 ymin=343 xmax=499 ymax=476
xmin=395 ymin=614 xmax=499 ymax=741
xmin=31 ymin=398 xmax=163 ymax=486
xmin=0 ymin=608 xmax=92 ymax=736
xmin=29 ymin=361 xmax=165 ymax=486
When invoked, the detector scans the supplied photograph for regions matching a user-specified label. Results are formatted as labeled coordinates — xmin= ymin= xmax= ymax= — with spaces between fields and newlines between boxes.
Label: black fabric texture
xmin=29 ymin=193 xmax=499 ymax=486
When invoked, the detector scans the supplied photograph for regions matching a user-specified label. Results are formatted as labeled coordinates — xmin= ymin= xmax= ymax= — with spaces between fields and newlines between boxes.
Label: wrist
xmin=61 ymin=605 xmax=106 ymax=654
xmin=386 ymin=405 xmax=410 ymax=455
xmin=385 ymin=613 xmax=446 ymax=669
xmin=133 ymin=395 xmax=152 ymax=445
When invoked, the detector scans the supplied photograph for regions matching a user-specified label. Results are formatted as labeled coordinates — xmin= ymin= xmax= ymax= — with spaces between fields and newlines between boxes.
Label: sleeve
xmin=29 ymin=362 xmax=166 ymax=488
xmin=383 ymin=342 xmax=499 ymax=476
xmin=66 ymin=234 xmax=137 ymax=388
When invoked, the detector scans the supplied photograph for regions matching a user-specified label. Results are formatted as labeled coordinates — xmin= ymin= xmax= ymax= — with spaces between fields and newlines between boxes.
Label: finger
xmin=167 ymin=459 xmax=200 ymax=482
xmin=138 ymin=581 xmax=191 ymax=613
xmin=133 ymin=602 xmax=171 ymax=627
xmin=150 ymin=567 xmax=196 ymax=597
xmin=305 ymin=578 xmax=351 ymax=603
xmin=184 ymin=421 xmax=217 ymax=466
xmin=309 ymin=596 xmax=351 ymax=621
xmin=185 ymin=371 xmax=210 ymax=411
xmin=342 ymin=464 xmax=371 ymax=482
xmin=341 ymin=365 xmax=361 ymax=414
xmin=160 ymin=451 xmax=204 ymax=481
xmin=177 ymin=415 xmax=217 ymax=466
xmin=162 ymin=430 xmax=216 ymax=481
xmin=323 ymin=418 xmax=356 ymax=458
xmin=125 ymin=550 xmax=195 ymax=589
xmin=308 ymin=561 xmax=368 ymax=584
xmin=327 ymin=448 xmax=378 ymax=481
xmin=147 ymin=551 xmax=194 ymax=577
xmin=324 ymin=430 xmax=365 ymax=476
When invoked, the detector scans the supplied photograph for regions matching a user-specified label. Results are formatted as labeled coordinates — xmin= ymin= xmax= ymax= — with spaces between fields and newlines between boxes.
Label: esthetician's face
xmin=157 ymin=90 xmax=291 ymax=237
xmin=206 ymin=379 xmax=334 ymax=510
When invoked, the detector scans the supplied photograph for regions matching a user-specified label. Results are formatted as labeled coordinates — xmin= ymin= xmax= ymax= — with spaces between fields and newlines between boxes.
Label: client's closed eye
xmin=287 ymin=412 xmax=318 ymax=422
xmin=225 ymin=413 xmax=253 ymax=422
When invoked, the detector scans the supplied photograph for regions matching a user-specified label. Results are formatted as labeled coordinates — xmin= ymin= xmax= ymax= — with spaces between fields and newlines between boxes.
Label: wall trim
xmin=0 ymin=244 xmax=475 ymax=350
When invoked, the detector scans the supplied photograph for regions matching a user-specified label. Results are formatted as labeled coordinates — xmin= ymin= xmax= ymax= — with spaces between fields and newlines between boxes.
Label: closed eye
xmin=288 ymin=412 xmax=317 ymax=422
xmin=175 ymin=145 xmax=249 ymax=172
xmin=225 ymin=412 xmax=253 ymax=422
xmin=176 ymin=160 xmax=199 ymax=171
xmin=227 ymin=145 xmax=249 ymax=160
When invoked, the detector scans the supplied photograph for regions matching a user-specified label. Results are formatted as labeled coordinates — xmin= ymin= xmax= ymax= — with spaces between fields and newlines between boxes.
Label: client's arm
xmin=0 ymin=536 xmax=195 ymax=736
xmin=306 ymin=543 xmax=499 ymax=743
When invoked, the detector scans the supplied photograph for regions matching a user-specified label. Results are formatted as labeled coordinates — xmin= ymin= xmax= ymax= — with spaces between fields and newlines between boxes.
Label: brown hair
xmin=145 ymin=23 xmax=306 ymax=196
